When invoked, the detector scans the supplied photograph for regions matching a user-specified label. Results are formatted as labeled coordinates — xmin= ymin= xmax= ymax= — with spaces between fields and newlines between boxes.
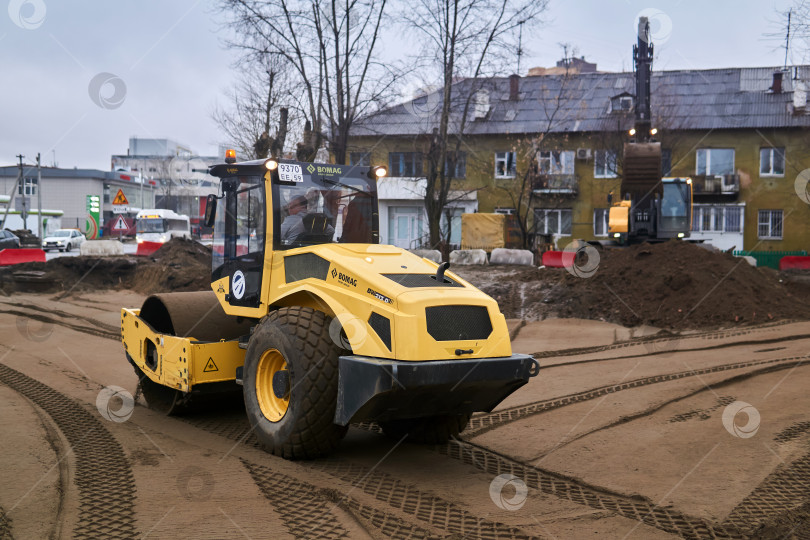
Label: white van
xmin=135 ymin=209 xmax=190 ymax=244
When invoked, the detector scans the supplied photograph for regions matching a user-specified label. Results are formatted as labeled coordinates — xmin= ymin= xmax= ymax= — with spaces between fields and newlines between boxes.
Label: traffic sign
xmin=112 ymin=189 xmax=129 ymax=205
xmin=112 ymin=206 xmax=130 ymax=214
xmin=112 ymin=216 xmax=129 ymax=231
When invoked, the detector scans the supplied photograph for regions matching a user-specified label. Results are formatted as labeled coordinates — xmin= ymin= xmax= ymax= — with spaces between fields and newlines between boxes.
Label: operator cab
xmin=659 ymin=177 xmax=692 ymax=239
xmin=206 ymin=157 xmax=384 ymax=308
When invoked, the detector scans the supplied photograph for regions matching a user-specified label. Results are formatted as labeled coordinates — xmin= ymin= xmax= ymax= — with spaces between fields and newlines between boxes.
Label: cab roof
xmin=208 ymin=158 xmax=374 ymax=180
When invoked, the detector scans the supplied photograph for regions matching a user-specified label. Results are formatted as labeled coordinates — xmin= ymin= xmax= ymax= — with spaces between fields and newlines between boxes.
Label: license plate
xmin=278 ymin=164 xmax=303 ymax=183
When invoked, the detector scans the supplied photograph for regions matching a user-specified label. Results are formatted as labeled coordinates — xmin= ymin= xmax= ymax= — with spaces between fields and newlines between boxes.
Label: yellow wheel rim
xmin=255 ymin=349 xmax=289 ymax=422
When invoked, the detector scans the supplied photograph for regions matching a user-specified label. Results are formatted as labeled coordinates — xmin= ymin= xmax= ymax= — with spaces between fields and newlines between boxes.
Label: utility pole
xmin=37 ymin=153 xmax=43 ymax=242
xmin=2 ymin=155 xmax=24 ymax=231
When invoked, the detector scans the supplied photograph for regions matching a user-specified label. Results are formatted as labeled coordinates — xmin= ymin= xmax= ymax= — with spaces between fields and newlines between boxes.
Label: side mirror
xmin=204 ymin=194 xmax=217 ymax=228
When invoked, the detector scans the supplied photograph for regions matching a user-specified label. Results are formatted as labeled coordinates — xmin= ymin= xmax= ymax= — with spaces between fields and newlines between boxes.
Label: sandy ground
xmin=1 ymin=291 xmax=809 ymax=539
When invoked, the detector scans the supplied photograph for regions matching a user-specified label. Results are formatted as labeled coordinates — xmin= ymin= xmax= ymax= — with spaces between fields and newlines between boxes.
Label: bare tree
xmin=212 ymin=56 xmax=291 ymax=159
xmin=498 ymin=48 xmax=577 ymax=249
xmin=217 ymin=0 xmax=393 ymax=164
xmin=403 ymin=0 xmax=547 ymax=248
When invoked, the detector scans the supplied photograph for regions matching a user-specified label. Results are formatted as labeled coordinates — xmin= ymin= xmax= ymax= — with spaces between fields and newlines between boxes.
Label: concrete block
xmin=410 ymin=249 xmax=442 ymax=264
xmin=449 ymin=249 xmax=487 ymax=265
xmin=740 ymin=255 xmax=757 ymax=267
xmin=490 ymin=248 xmax=534 ymax=266
xmin=80 ymin=240 xmax=124 ymax=256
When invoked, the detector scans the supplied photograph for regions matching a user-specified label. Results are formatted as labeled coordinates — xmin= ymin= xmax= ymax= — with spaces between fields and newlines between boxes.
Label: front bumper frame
xmin=334 ymin=354 xmax=539 ymax=426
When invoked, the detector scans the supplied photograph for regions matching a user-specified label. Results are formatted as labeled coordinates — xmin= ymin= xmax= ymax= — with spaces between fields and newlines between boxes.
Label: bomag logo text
xmin=337 ymin=272 xmax=357 ymax=287
xmin=316 ymin=166 xmax=342 ymax=175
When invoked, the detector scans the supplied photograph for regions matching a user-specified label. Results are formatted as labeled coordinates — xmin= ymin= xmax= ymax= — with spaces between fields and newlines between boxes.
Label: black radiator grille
xmin=284 ymin=253 xmax=330 ymax=283
xmin=368 ymin=312 xmax=392 ymax=351
xmin=425 ymin=305 xmax=492 ymax=341
xmin=383 ymin=273 xmax=463 ymax=288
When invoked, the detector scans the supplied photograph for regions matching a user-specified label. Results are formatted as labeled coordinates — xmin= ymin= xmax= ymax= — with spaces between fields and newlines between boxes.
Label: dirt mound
xmin=10 ymin=229 xmax=39 ymax=247
xmin=129 ymin=237 xmax=212 ymax=294
xmin=151 ymin=237 xmax=212 ymax=266
xmin=456 ymin=241 xmax=810 ymax=330
xmin=0 ymin=237 xmax=212 ymax=296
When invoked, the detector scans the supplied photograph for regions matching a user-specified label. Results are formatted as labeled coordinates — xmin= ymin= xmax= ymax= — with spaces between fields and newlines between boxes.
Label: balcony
xmin=692 ymin=174 xmax=740 ymax=200
xmin=532 ymin=174 xmax=578 ymax=196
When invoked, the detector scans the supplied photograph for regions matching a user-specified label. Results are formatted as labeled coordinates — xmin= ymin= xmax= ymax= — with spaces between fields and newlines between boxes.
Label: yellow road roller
xmin=121 ymin=155 xmax=539 ymax=459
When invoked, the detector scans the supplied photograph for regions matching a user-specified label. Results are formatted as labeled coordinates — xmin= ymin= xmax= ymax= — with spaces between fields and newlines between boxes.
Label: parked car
xmin=0 ymin=230 xmax=20 ymax=249
xmin=42 ymin=229 xmax=86 ymax=252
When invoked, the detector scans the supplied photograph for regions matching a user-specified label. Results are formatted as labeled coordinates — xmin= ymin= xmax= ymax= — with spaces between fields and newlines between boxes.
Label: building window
xmin=444 ymin=152 xmax=466 ymax=178
xmin=594 ymin=208 xmax=609 ymax=236
xmin=350 ymin=152 xmax=371 ymax=166
xmin=538 ymin=150 xmax=574 ymax=175
xmin=494 ymin=208 xmax=516 ymax=215
xmin=18 ymin=178 xmax=37 ymax=196
xmin=494 ymin=151 xmax=516 ymax=178
xmin=388 ymin=152 xmax=423 ymax=177
xmin=696 ymin=148 xmax=734 ymax=176
xmin=692 ymin=206 xmax=743 ymax=233
xmin=759 ymin=148 xmax=785 ymax=177
xmin=534 ymin=208 xmax=572 ymax=235
xmin=594 ymin=150 xmax=618 ymax=178
xmin=610 ymin=95 xmax=633 ymax=112
xmin=758 ymin=209 xmax=783 ymax=239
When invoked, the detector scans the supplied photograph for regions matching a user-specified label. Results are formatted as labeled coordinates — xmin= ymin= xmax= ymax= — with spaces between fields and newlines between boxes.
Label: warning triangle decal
xmin=113 ymin=216 xmax=128 ymax=231
xmin=112 ymin=189 xmax=129 ymax=205
xmin=203 ymin=357 xmax=219 ymax=372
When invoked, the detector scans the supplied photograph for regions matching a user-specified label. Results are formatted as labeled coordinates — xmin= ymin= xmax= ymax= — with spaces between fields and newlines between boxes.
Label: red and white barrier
xmin=0 ymin=248 xmax=47 ymax=266
xmin=779 ymin=255 xmax=810 ymax=271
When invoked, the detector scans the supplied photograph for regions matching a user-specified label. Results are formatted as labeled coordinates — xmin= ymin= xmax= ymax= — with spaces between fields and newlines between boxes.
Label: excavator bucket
xmin=622 ymin=142 xmax=662 ymax=205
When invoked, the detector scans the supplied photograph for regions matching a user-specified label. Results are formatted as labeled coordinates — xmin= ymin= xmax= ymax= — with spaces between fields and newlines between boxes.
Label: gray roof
xmin=350 ymin=67 xmax=810 ymax=137
xmin=0 ymin=166 xmax=153 ymax=185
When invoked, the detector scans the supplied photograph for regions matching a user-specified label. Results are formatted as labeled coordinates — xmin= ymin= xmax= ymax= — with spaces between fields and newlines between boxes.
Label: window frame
xmin=696 ymin=148 xmax=735 ymax=176
xmin=593 ymin=208 xmax=609 ymax=236
xmin=692 ymin=205 xmax=744 ymax=234
xmin=494 ymin=151 xmax=516 ymax=178
xmin=757 ymin=209 xmax=783 ymax=240
xmin=759 ymin=147 xmax=785 ymax=177
xmin=534 ymin=208 xmax=572 ymax=236
xmin=18 ymin=177 xmax=37 ymax=196
xmin=444 ymin=151 xmax=467 ymax=179
xmin=537 ymin=150 xmax=575 ymax=175
xmin=594 ymin=150 xmax=618 ymax=178
xmin=388 ymin=151 xmax=423 ymax=177
xmin=350 ymin=151 xmax=371 ymax=167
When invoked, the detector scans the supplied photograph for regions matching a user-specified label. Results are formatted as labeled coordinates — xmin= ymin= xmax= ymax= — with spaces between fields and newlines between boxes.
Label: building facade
xmin=349 ymin=66 xmax=810 ymax=252
xmin=0 ymin=165 xmax=156 ymax=238
xmin=112 ymin=137 xmax=224 ymax=232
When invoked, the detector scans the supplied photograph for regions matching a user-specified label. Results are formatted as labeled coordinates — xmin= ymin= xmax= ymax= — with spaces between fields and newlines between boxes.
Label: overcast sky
xmin=0 ymin=0 xmax=796 ymax=170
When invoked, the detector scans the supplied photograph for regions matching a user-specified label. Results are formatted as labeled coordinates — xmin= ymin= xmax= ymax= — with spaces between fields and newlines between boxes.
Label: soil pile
xmin=130 ymin=237 xmax=212 ymax=294
xmin=456 ymin=241 xmax=810 ymax=330
xmin=0 ymin=238 xmax=212 ymax=295
xmin=10 ymin=229 xmax=40 ymax=247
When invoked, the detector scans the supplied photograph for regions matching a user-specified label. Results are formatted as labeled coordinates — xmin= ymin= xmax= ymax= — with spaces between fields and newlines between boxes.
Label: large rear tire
xmin=379 ymin=413 xmax=472 ymax=444
xmin=243 ymin=307 xmax=347 ymax=459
